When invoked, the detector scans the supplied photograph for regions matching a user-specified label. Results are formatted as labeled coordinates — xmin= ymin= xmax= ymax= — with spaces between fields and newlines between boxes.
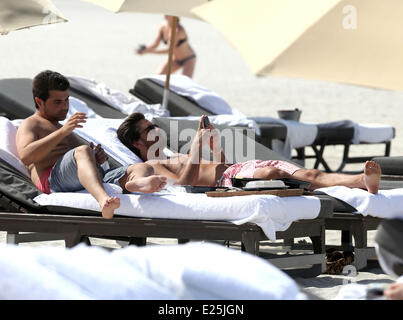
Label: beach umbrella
xmin=83 ymin=0 xmax=209 ymax=109
xmin=192 ymin=0 xmax=403 ymax=92
xmin=0 ymin=0 xmax=67 ymax=35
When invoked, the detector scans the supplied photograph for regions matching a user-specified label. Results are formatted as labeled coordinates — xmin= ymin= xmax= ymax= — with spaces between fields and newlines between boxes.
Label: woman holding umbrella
xmin=136 ymin=15 xmax=197 ymax=78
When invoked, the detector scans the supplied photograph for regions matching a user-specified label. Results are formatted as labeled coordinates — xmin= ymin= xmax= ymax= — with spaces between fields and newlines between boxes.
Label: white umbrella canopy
xmin=0 ymin=0 xmax=67 ymax=35
xmin=84 ymin=0 xmax=209 ymax=108
xmin=84 ymin=0 xmax=208 ymax=19
xmin=192 ymin=0 xmax=403 ymax=92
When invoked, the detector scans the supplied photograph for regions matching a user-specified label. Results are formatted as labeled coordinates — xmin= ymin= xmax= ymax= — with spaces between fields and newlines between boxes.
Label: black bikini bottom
xmin=175 ymin=54 xmax=196 ymax=66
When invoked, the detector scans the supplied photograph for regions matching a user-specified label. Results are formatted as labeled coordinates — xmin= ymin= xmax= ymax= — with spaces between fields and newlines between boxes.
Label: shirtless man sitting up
xmin=16 ymin=71 xmax=167 ymax=219
xmin=116 ymin=112 xmax=381 ymax=194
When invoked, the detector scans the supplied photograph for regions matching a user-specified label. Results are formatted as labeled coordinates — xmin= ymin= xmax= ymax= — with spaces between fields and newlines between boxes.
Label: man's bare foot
xmin=100 ymin=196 xmax=120 ymax=219
xmin=363 ymin=161 xmax=381 ymax=194
xmin=125 ymin=175 xmax=167 ymax=193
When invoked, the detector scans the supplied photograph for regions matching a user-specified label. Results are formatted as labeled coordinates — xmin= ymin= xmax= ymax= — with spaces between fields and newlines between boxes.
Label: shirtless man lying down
xmin=116 ymin=112 xmax=381 ymax=194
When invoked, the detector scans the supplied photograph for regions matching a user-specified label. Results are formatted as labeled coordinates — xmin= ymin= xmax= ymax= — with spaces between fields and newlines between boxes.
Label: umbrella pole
xmin=162 ymin=16 xmax=178 ymax=110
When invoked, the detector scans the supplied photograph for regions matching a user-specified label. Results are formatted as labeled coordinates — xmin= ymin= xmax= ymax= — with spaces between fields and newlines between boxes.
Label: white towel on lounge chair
xmin=0 ymin=243 xmax=306 ymax=300
xmin=68 ymin=117 xmax=175 ymax=165
xmin=353 ymin=123 xmax=394 ymax=144
xmin=0 ymin=117 xmax=30 ymax=176
xmin=317 ymin=186 xmax=403 ymax=219
xmin=66 ymin=117 xmax=144 ymax=165
xmin=142 ymin=74 xmax=245 ymax=116
xmin=34 ymin=184 xmax=321 ymax=241
xmin=68 ymin=76 xmax=169 ymax=118
xmin=160 ymin=114 xmax=261 ymax=135
xmin=252 ymin=117 xmax=318 ymax=159
xmin=68 ymin=97 xmax=100 ymax=119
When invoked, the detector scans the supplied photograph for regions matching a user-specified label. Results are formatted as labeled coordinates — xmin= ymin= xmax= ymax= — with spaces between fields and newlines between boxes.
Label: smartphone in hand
xmin=202 ymin=116 xmax=210 ymax=128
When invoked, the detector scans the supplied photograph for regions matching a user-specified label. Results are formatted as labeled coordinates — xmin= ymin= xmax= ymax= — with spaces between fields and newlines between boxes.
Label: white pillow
xmin=0 ymin=117 xmax=30 ymax=176
xmin=68 ymin=97 xmax=100 ymax=119
xmin=71 ymin=118 xmax=144 ymax=165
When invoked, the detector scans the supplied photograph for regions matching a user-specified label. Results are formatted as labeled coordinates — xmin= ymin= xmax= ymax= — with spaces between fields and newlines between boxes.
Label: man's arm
xmin=16 ymin=113 xmax=87 ymax=166
xmin=209 ymin=127 xmax=227 ymax=164
xmin=203 ymin=116 xmax=227 ymax=164
xmin=174 ymin=118 xmax=213 ymax=185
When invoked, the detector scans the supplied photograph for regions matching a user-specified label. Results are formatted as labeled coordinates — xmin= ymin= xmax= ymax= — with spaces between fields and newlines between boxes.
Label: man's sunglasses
xmin=140 ymin=124 xmax=159 ymax=135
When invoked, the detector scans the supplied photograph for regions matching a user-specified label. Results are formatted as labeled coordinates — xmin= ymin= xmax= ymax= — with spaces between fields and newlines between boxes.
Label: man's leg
xmin=253 ymin=160 xmax=381 ymax=194
xmin=293 ymin=161 xmax=381 ymax=194
xmin=118 ymin=163 xmax=168 ymax=193
xmin=74 ymin=145 xmax=120 ymax=219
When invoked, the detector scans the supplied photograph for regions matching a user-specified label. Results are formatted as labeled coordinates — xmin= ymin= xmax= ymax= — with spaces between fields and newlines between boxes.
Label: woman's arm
xmin=137 ymin=26 xmax=168 ymax=54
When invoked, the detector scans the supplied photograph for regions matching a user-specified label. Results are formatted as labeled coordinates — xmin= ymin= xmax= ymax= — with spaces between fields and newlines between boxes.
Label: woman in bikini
xmin=136 ymin=15 xmax=197 ymax=78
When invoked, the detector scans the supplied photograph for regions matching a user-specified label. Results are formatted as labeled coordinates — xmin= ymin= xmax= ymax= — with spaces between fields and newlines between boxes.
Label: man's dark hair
xmin=32 ymin=70 xmax=70 ymax=109
xmin=117 ymin=112 xmax=145 ymax=159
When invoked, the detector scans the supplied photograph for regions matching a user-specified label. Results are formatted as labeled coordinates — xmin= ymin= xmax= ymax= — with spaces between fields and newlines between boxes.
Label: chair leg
xmin=336 ymin=144 xmax=350 ymax=172
xmin=241 ymin=232 xmax=259 ymax=255
xmin=385 ymin=141 xmax=391 ymax=156
xmin=310 ymin=225 xmax=325 ymax=254
xmin=283 ymin=238 xmax=294 ymax=247
xmin=129 ymin=237 xmax=147 ymax=246
xmin=341 ymin=230 xmax=353 ymax=249
xmin=81 ymin=236 xmax=92 ymax=246
xmin=351 ymin=224 xmax=367 ymax=249
xmin=6 ymin=232 xmax=18 ymax=245
xmin=312 ymin=143 xmax=333 ymax=172
xmin=64 ymin=232 xmax=83 ymax=248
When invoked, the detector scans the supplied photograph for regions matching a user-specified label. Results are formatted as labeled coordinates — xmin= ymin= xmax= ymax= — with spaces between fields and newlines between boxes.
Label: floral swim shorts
xmin=219 ymin=159 xmax=301 ymax=187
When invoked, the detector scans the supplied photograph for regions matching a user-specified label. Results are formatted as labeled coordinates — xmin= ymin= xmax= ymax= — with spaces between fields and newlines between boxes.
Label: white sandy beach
xmin=0 ymin=0 xmax=401 ymax=299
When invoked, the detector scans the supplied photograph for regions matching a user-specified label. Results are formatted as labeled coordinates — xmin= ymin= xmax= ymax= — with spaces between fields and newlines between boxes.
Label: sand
xmin=0 ymin=0 xmax=400 ymax=299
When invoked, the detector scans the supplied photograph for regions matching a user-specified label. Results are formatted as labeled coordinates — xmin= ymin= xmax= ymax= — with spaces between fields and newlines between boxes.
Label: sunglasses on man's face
xmin=140 ymin=124 xmax=159 ymax=135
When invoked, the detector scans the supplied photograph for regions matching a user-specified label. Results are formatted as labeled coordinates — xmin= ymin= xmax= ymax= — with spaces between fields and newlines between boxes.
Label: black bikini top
xmin=160 ymin=32 xmax=187 ymax=47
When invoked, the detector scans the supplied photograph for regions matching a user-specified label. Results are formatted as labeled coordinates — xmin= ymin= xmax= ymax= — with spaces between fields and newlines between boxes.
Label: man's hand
xmin=61 ymin=112 xmax=87 ymax=136
xmin=90 ymin=142 xmax=108 ymax=165
xmin=199 ymin=115 xmax=226 ymax=164
xmin=193 ymin=116 xmax=214 ymax=148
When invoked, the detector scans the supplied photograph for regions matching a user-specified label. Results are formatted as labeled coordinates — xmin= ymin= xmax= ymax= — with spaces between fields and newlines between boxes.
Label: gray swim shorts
xmin=49 ymin=148 xmax=129 ymax=193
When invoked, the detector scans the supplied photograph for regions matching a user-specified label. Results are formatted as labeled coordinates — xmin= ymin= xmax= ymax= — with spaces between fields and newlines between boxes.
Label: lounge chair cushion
xmin=137 ymin=75 xmax=237 ymax=115
xmin=0 ymin=78 xmax=35 ymax=119
xmin=315 ymin=120 xmax=394 ymax=145
xmin=317 ymin=186 xmax=403 ymax=219
xmin=0 ymin=78 xmax=126 ymax=120
xmin=0 ymin=116 xmax=30 ymax=176
xmin=34 ymin=186 xmax=322 ymax=241
xmin=131 ymin=77 xmax=218 ymax=117
xmin=373 ymin=156 xmax=403 ymax=176
xmin=0 ymin=158 xmax=41 ymax=210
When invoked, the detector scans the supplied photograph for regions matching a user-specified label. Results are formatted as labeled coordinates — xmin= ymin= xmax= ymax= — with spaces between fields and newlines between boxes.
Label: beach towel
xmin=161 ymin=114 xmax=261 ymax=135
xmin=0 ymin=117 xmax=30 ymax=177
xmin=68 ymin=96 xmax=100 ymax=119
xmin=260 ymin=118 xmax=318 ymax=159
xmin=354 ymin=123 xmax=394 ymax=144
xmin=33 ymin=183 xmax=321 ymax=241
xmin=317 ymin=186 xmax=403 ymax=219
xmin=0 ymin=242 xmax=306 ymax=300
xmin=68 ymin=76 xmax=169 ymax=118
xmin=142 ymin=74 xmax=243 ymax=116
